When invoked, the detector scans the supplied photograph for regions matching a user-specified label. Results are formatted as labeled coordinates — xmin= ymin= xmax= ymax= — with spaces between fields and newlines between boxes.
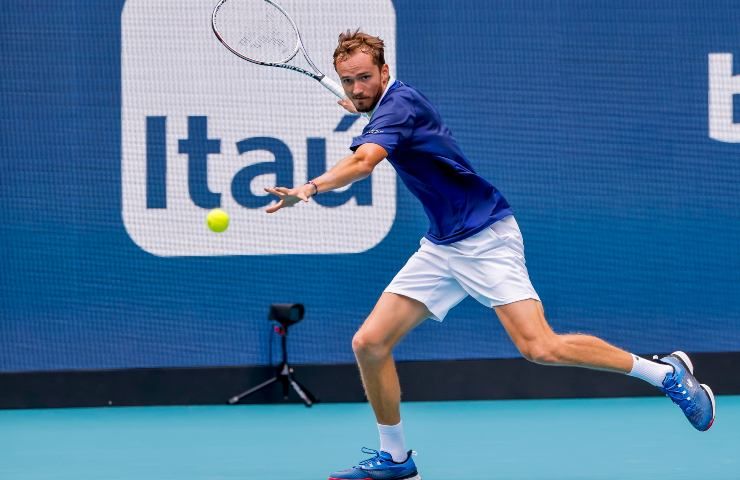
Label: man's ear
xmin=381 ymin=64 xmax=390 ymax=84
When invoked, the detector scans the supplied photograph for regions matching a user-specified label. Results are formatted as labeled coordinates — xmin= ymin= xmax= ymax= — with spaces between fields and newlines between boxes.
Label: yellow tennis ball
xmin=206 ymin=208 xmax=230 ymax=233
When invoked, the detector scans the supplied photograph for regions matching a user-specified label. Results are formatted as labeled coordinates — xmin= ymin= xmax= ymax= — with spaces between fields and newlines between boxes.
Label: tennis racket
xmin=211 ymin=0 xmax=346 ymax=99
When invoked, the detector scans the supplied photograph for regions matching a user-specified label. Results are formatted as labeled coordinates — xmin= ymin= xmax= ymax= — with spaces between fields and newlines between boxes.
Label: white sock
xmin=627 ymin=354 xmax=674 ymax=387
xmin=378 ymin=421 xmax=407 ymax=463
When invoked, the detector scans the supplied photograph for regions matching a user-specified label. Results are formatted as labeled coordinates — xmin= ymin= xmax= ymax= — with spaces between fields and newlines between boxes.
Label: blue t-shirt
xmin=350 ymin=80 xmax=512 ymax=245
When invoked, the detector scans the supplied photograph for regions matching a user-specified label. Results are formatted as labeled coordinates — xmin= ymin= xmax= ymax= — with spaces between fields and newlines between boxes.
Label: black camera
xmin=268 ymin=303 xmax=305 ymax=327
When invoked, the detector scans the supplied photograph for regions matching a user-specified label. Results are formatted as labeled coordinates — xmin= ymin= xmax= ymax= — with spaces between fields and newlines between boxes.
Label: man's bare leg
xmin=352 ymin=292 xmax=430 ymax=425
xmin=494 ymin=298 xmax=634 ymax=371
xmin=329 ymin=292 xmax=426 ymax=478
xmin=494 ymin=298 xmax=716 ymax=431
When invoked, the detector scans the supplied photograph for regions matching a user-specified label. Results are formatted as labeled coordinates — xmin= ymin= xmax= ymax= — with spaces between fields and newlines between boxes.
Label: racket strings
xmin=215 ymin=0 xmax=299 ymax=65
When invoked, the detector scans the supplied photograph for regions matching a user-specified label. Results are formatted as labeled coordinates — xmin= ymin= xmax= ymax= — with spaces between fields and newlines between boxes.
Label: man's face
xmin=335 ymin=51 xmax=389 ymax=113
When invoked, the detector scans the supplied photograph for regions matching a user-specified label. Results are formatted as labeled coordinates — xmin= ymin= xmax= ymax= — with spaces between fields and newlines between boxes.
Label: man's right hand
xmin=263 ymin=184 xmax=315 ymax=214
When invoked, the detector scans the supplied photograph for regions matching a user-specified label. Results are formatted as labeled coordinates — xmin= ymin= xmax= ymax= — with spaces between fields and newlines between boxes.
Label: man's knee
xmin=518 ymin=336 xmax=562 ymax=365
xmin=352 ymin=329 xmax=391 ymax=362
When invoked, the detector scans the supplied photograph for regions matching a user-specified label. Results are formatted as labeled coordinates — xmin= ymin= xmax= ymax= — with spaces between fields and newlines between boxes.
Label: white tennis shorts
xmin=385 ymin=215 xmax=540 ymax=321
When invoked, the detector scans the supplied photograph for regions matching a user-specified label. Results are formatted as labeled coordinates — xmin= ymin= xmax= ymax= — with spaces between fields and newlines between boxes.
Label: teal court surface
xmin=1 ymin=396 xmax=738 ymax=480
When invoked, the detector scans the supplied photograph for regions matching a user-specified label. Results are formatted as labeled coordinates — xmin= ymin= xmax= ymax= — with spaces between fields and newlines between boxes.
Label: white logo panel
xmin=122 ymin=0 xmax=397 ymax=256
xmin=709 ymin=53 xmax=740 ymax=143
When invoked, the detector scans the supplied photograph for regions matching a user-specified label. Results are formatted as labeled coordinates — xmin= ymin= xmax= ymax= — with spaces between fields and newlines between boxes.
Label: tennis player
xmin=264 ymin=30 xmax=716 ymax=480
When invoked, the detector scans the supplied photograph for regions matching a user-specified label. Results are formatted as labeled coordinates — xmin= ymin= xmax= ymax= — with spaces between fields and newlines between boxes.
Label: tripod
xmin=228 ymin=304 xmax=317 ymax=407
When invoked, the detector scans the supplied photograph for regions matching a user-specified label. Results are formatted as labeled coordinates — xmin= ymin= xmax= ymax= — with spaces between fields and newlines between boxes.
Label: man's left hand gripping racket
xmin=211 ymin=0 xmax=346 ymax=99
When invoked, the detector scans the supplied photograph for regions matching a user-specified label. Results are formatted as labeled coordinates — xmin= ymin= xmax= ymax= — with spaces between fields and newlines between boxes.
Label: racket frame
xmin=211 ymin=0 xmax=346 ymax=98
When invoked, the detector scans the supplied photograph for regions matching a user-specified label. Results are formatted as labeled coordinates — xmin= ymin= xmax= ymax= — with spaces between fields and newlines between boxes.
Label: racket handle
xmin=319 ymin=76 xmax=346 ymax=99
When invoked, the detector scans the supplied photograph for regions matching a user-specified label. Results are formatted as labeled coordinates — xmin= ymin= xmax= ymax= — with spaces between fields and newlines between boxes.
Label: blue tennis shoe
xmin=656 ymin=351 xmax=716 ymax=431
xmin=328 ymin=447 xmax=421 ymax=480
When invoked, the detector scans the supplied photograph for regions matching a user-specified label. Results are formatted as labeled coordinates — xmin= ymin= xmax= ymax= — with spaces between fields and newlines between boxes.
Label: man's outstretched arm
xmin=263 ymin=142 xmax=388 ymax=214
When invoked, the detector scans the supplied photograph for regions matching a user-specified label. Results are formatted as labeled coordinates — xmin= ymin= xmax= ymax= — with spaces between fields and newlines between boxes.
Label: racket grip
xmin=319 ymin=76 xmax=346 ymax=99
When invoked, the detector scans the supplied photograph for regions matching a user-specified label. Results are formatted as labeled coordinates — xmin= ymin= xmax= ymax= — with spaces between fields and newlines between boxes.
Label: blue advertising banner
xmin=1 ymin=1 xmax=739 ymax=372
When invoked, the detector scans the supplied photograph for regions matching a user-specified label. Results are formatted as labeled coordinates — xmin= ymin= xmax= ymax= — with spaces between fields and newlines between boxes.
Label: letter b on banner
xmin=709 ymin=53 xmax=740 ymax=143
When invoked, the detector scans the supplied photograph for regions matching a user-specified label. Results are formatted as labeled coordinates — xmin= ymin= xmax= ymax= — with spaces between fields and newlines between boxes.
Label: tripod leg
xmin=281 ymin=370 xmax=290 ymax=400
xmin=291 ymin=375 xmax=317 ymax=403
xmin=289 ymin=374 xmax=315 ymax=407
xmin=228 ymin=376 xmax=278 ymax=404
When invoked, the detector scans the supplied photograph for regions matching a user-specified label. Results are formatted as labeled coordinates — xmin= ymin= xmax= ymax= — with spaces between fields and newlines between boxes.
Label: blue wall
xmin=1 ymin=1 xmax=739 ymax=372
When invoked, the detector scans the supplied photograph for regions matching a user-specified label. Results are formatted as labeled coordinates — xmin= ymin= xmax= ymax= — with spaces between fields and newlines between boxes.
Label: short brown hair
xmin=333 ymin=29 xmax=385 ymax=68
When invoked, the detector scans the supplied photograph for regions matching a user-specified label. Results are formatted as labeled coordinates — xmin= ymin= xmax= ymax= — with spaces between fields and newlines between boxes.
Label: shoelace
xmin=661 ymin=376 xmax=697 ymax=415
xmin=354 ymin=447 xmax=416 ymax=469
xmin=652 ymin=355 xmax=696 ymax=414
xmin=356 ymin=447 xmax=386 ymax=468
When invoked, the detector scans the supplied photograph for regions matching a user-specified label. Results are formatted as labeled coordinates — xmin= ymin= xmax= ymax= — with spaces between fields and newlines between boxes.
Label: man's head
xmin=333 ymin=30 xmax=390 ymax=113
